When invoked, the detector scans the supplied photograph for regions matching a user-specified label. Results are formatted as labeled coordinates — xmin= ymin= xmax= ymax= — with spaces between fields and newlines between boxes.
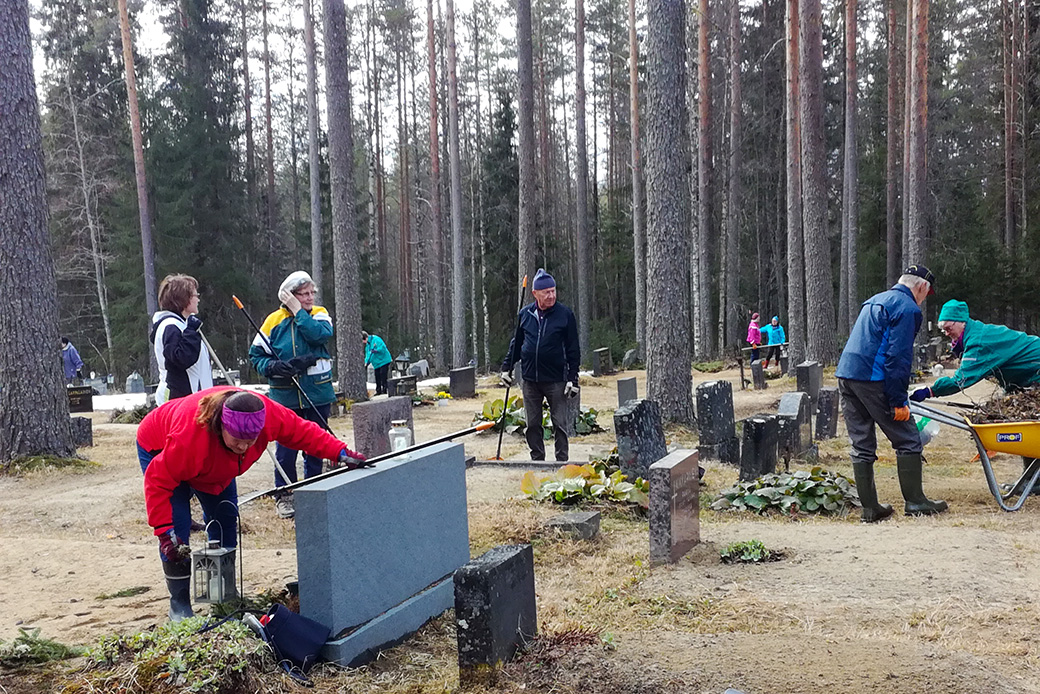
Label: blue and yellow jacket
xmin=248 ymin=305 xmax=335 ymax=409
xmin=930 ymin=319 xmax=1040 ymax=396
xmin=836 ymin=284 xmax=922 ymax=407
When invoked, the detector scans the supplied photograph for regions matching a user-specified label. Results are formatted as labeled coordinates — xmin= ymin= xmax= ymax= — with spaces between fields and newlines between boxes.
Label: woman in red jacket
xmin=137 ymin=386 xmax=364 ymax=621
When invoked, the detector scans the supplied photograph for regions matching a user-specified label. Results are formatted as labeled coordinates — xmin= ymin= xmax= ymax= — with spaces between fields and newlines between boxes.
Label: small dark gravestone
xmin=352 ymin=396 xmax=414 ymax=458
xmin=455 ymin=544 xmax=537 ymax=685
xmin=617 ymin=376 xmax=638 ymax=407
xmin=795 ymin=360 xmax=823 ymax=412
xmin=779 ymin=355 xmax=790 ymax=375
xmin=67 ymin=385 xmax=93 ymax=413
xmin=777 ymin=391 xmax=815 ymax=462
xmin=408 ymin=364 xmax=423 ymax=377
xmin=71 ymin=416 xmax=93 ymax=448
xmin=695 ymin=380 xmax=740 ymax=465
xmin=411 ymin=359 xmax=431 ymax=377
xmin=751 ymin=360 xmax=767 ymax=390
xmin=592 ymin=347 xmax=613 ymax=377
xmin=622 ymin=348 xmax=638 ymax=370
xmin=649 ymin=450 xmax=700 ymax=564
xmin=739 ymin=414 xmax=779 ymax=481
xmin=387 ymin=374 xmax=418 ymax=397
xmin=816 ymin=386 xmax=840 ymax=440
xmin=614 ymin=399 xmax=668 ymax=479
xmin=544 ymin=511 xmax=600 ymax=540
xmin=450 ymin=366 xmax=477 ymax=398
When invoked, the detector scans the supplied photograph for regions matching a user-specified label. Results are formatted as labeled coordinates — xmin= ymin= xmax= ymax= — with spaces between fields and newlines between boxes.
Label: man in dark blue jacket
xmin=836 ymin=264 xmax=947 ymax=522
xmin=501 ymin=269 xmax=581 ymax=461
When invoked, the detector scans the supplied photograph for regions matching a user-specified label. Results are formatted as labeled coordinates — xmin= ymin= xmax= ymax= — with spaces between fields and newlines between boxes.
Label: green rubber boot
xmin=852 ymin=462 xmax=894 ymax=523
xmin=163 ymin=559 xmax=194 ymax=622
xmin=896 ymin=454 xmax=948 ymax=516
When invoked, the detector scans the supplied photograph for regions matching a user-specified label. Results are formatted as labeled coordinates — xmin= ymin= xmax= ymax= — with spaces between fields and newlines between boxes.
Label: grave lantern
xmin=393 ymin=349 xmax=412 ymax=377
xmin=192 ymin=539 xmax=236 ymax=604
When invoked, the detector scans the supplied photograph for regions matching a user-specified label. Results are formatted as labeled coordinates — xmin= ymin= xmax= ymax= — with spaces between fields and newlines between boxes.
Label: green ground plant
xmin=710 ymin=467 xmax=859 ymax=516
xmin=693 ymin=361 xmax=726 ymax=373
xmin=521 ymin=462 xmax=649 ymax=507
xmin=474 ymin=396 xmax=605 ymax=438
xmin=719 ymin=539 xmax=780 ymax=564
xmin=0 ymin=628 xmax=84 ymax=667
xmin=108 ymin=403 xmax=155 ymax=424
xmin=0 ymin=455 xmax=98 ymax=475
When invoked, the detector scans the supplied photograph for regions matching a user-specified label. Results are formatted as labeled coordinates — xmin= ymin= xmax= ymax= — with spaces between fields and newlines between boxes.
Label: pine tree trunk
xmin=262 ymin=0 xmax=277 ymax=249
xmin=576 ymin=0 xmax=591 ymax=362
xmin=304 ymin=0 xmax=323 ymax=291
xmin=885 ymin=0 xmax=900 ymax=286
xmin=322 ymin=0 xmax=365 ymax=399
xmin=517 ymin=0 xmax=537 ymax=285
xmin=785 ymin=0 xmax=805 ymax=365
xmin=697 ymin=0 xmax=715 ymax=358
xmin=906 ymin=0 xmax=928 ymax=263
xmin=0 ymin=0 xmax=76 ymax=461
xmin=426 ymin=0 xmax=447 ymax=369
xmin=900 ymin=0 xmax=912 ymax=263
xmin=446 ymin=0 xmax=466 ymax=368
xmin=841 ymin=0 xmax=859 ymax=331
xmin=645 ymin=0 xmax=694 ymax=424
xmin=241 ymin=0 xmax=257 ymax=212
xmin=1004 ymin=0 xmax=1016 ymax=249
xmin=629 ymin=0 xmax=646 ymax=359
xmin=724 ymin=0 xmax=741 ymax=351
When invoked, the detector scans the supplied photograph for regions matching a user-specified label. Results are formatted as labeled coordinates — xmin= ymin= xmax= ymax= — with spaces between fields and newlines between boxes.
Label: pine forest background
xmin=35 ymin=0 xmax=1040 ymax=401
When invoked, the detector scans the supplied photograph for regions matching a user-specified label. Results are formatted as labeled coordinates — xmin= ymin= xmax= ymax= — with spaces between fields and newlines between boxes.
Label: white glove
xmin=279 ymin=289 xmax=303 ymax=314
xmin=500 ymin=370 xmax=516 ymax=387
xmin=564 ymin=381 xmax=579 ymax=398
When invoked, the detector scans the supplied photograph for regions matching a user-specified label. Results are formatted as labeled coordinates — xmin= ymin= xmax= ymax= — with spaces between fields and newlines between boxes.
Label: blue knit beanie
xmin=532 ymin=268 xmax=556 ymax=291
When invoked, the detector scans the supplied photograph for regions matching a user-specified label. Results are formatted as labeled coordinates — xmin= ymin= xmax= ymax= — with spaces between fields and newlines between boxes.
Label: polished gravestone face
xmin=740 ymin=414 xmax=779 ymax=481
xmin=795 ymin=360 xmax=823 ymax=412
xmin=696 ymin=380 xmax=740 ymax=465
xmin=449 ymin=366 xmax=477 ymax=399
xmin=617 ymin=376 xmax=638 ymax=407
xmin=649 ymin=450 xmax=701 ymax=564
xmin=816 ymin=386 xmax=840 ymax=440
xmin=388 ymin=374 xmax=418 ymax=397
xmin=751 ymin=360 xmax=768 ymax=390
xmin=351 ymin=395 xmax=414 ymax=458
xmin=614 ymin=398 xmax=668 ymax=479
xmin=777 ymin=391 xmax=814 ymax=461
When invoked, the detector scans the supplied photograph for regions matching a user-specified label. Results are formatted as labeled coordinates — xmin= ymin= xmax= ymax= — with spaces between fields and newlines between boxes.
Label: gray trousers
xmin=521 ymin=380 xmax=570 ymax=461
xmin=838 ymin=378 xmax=922 ymax=465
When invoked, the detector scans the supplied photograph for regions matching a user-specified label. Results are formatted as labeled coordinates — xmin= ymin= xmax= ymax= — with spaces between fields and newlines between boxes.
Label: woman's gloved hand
xmin=267 ymin=360 xmax=297 ymax=378
xmin=289 ymin=354 xmax=320 ymax=374
xmin=158 ymin=530 xmax=191 ymax=562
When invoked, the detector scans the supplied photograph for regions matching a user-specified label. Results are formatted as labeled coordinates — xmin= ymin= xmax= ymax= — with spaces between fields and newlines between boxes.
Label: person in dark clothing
xmin=836 ymin=264 xmax=947 ymax=522
xmin=500 ymin=268 xmax=581 ymax=461
xmin=150 ymin=274 xmax=212 ymax=406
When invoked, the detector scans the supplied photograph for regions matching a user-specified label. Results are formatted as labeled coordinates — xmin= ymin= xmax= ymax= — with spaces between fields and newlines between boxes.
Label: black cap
xmin=904 ymin=264 xmax=936 ymax=295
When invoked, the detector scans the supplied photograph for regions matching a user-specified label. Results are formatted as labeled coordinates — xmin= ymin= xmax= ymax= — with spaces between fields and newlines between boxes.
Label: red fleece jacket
xmin=137 ymin=387 xmax=351 ymax=534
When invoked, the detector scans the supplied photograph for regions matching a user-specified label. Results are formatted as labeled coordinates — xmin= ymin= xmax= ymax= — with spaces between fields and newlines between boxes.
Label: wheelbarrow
xmin=910 ymin=401 xmax=1040 ymax=511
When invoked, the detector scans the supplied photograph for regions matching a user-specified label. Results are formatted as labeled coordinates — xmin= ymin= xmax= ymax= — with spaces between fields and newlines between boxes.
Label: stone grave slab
xmin=592 ymin=347 xmax=613 ymax=376
xmin=614 ymin=399 xmax=667 ymax=479
xmin=71 ymin=416 xmax=92 ymax=448
xmin=295 ymin=441 xmax=469 ymax=667
xmin=367 ymin=364 xmax=376 ymax=384
xmin=449 ymin=366 xmax=477 ymax=398
xmin=649 ymin=449 xmax=700 ymax=564
xmin=544 ymin=511 xmax=600 ymax=540
xmin=779 ymin=355 xmax=790 ymax=375
xmin=740 ymin=414 xmax=779 ymax=480
xmin=388 ymin=374 xmax=418 ymax=397
xmin=67 ymin=385 xmax=93 ymax=413
xmin=454 ymin=544 xmax=536 ymax=684
xmin=352 ymin=396 xmax=414 ymax=458
xmin=695 ymin=380 xmax=740 ymax=465
xmin=622 ymin=348 xmax=638 ymax=370
xmin=410 ymin=359 xmax=431 ymax=377
xmin=617 ymin=376 xmax=638 ymax=407
xmin=777 ymin=391 xmax=815 ymax=462
xmin=816 ymin=386 xmax=840 ymax=440
xmin=795 ymin=360 xmax=823 ymax=412
xmin=751 ymin=360 xmax=767 ymax=390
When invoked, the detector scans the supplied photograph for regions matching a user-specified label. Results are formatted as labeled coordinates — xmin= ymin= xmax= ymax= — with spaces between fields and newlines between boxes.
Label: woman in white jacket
xmin=149 ymin=274 xmax=212 ymax=405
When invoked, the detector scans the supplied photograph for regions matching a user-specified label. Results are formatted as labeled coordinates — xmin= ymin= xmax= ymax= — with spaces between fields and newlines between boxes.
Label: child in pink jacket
xmin=746 ymin=313 xmax=762 ymax=361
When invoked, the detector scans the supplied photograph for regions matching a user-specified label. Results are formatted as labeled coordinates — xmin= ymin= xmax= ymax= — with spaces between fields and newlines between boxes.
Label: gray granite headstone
xmin=649 ymin=449 xmax=700 ymax=564
xmin=695 ymin=380 xmax=740 ymax=465
xmin=795 ymin=360 xmax=823 ymax=412
xmin=777 ymin=391 xmax=815 ymax=462
xmin=454 ymin=544 xmax=536 ymax=684
xmin=411 ymin=359 xmax=430 ymax=377
xmin=352 ymin=396 xmax=414 ymax=458
xmin=71 ymin=416 xmax=92 ymax=448
xmin=544 ymin=511 xmax=600 ymax=540
xmin=449 ymin=366 xmax=477 ymax=398
xmin=408 ymin=364 xmax=423 ymax=377
xmin=388 ymin=374 xmax=418 ymax=397
xmin=367 ymin=364 xmax=376 ymax=384
xmin=779 ymin=355 xmax=790 ymax=375
xmin=740 ymin=414 xmax=779 ymax=481
xmin=815 ymin=386 xmax=840 ymax=440
xmin=592 ymin=347 xmax=613 ymax=376
xmin=751 ymin=360 xmax=767 ymax=390
xmin=295 ymin=441 xmax=469 ymax=667
xmin=614 ymin=399 xmax=668 ymax=479
xmin=622 ymin=348 xmax=638 ymax=370
xmin=617 ymin=376 xmax=638 ymax=407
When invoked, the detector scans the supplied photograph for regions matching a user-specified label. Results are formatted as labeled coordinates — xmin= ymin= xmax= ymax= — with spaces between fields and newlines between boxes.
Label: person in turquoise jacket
xmin=248 ymin=271 xmax=336 ymax=518
xmin=763 ymin=316 xmax=786 ymax=369
xmin=363 ymin=332 xmax=392 ymax=395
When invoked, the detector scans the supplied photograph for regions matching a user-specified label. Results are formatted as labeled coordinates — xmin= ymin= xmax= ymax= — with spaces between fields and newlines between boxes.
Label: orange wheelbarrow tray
xmin=910 ymin=401 xmax=1040 ymax=512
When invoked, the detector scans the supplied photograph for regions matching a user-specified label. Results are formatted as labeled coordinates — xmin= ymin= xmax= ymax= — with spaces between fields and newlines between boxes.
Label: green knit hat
xmin=938 ymin=299 xmax=969 ymax=323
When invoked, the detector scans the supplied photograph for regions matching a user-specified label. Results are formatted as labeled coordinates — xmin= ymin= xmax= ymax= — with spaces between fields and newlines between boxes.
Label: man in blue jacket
xmin=836 ymin=264 xmax=947 ymax=522
xmin=501 ymin=269 xmax=581 ymax=461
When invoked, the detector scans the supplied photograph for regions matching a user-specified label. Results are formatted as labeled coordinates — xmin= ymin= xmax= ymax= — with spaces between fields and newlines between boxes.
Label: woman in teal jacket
xmin=363 ymin=332 xmax=392 ymax=395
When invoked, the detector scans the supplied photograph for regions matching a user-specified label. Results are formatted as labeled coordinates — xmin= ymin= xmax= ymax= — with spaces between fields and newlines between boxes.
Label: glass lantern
xmin=388 ymin=419 xmax=413 ymax=455
xmin=192 ymin=539 xmax=236 ymax=604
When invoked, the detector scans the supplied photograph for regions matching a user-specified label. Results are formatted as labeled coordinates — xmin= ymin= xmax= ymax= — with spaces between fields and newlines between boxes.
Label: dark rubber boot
xmin=896 ymin=454 xmax=948 ymax=516
xmin=852 ymin=462 xmax=894 ymax=523
xmin=163 ymin=559 xmax=194 ymax=622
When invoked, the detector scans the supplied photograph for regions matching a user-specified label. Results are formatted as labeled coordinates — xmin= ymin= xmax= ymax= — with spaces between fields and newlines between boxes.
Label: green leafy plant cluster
xmin=710 ymin=467 xmax=859 ymax=515
xmin=0 ymin=628 xmax=84 ymax=667
xmin=108 ymin=403 xmax=155 ymax=424
xmin=84 ymin=617 xmax=267 ymax=692
xmin=719 ymin=539 xmax=779 ymax=564
xmin=521 ymin=462 xmax=648 ymax=507
xmin=473 ymin=396 xmax=605 ymax=438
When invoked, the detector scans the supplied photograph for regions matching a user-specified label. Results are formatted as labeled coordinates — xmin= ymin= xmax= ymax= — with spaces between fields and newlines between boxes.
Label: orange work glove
xmin=892 ymin=405 xmax=911 ymax=422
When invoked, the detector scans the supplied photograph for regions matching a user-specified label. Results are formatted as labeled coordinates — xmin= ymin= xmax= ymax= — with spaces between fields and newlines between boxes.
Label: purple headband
xmin=222 ymin=403 xmax=266 ymax=440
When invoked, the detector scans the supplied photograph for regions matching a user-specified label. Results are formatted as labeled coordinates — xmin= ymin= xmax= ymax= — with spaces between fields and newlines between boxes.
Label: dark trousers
xmin=138 ymin=444 xmax=239 ymax=558
xmin=838 ymin=378 xmax=922 ymax=465
xmin=766 ymin=344 xmax=782 ymax=362
xmin=521 ymin=380 xmax=570 ymax=461
xmin=374 ymin=364 xmax=390 ymax=395
xmin=275 ymin=403 xmax=331 ymax=487
xmin=750 ymin=346 xmax=760 ymax=361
